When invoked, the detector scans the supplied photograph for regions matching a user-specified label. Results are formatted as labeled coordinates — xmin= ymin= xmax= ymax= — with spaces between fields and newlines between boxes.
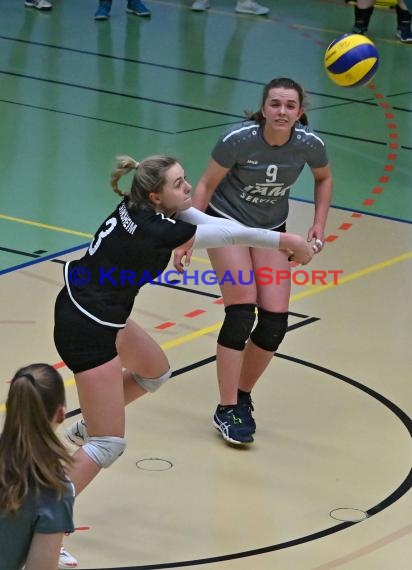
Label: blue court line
xmin=0 ymin=243 xmax=88 ymax=276
xmin=291 ymin=197 xmax=412 ymax=225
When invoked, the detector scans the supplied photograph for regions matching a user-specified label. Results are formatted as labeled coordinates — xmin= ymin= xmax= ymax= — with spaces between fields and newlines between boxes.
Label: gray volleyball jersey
xmin=210 ymin=121 xmax=328 ymax=229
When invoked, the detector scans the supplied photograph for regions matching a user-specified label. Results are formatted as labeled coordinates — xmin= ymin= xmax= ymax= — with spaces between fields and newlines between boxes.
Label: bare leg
xmin=69 ymin=320 xmax=170 ymax=489
xmin=238 ymin=340 xmax=274 ymax=393
xmin=118 ymin=318 xmax=171 ymax=404
xmin=216 ymin=344 xmax=243 ymax=405
xmin=68 ymin=356 xmax=124 ymax=494
xmin=208 ymin=246 xmax=256 ymax=405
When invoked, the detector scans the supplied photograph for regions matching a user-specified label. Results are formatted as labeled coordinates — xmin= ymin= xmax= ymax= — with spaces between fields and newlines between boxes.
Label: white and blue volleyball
xmin=324 ymin=34 xmax=379 ymax=87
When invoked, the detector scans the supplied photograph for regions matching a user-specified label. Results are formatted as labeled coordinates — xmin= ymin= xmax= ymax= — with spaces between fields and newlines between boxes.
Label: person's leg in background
xmin=395 ymin=0 xmax=412 ymax=41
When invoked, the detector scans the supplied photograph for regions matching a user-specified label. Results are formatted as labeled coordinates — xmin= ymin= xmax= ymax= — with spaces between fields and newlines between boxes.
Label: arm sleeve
xmin=192 ymin=224 xmax=280 ymax=250
xmin=177 ymin=207 xmax=241 ymax=226
xmin=177 ymin=207 xmax=280 ymax=249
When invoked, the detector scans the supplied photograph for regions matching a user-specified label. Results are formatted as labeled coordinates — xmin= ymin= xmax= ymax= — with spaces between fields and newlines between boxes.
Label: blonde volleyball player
xmin=55 ymin=154 xmax=315 ymax=562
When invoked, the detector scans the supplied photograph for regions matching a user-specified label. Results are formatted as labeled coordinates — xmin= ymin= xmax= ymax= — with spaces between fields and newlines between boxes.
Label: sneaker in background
xmin=24 ymin=0 xmax=52 ymax=10
xmin=65 ymin=419 xmax=89 ymax=447
xmin=59 ymin=546 xmax=78 ymax=569
xmin=126 ymin=0 xmax=151 ymax=16
xmin=191 ymin=0 xmax=211 ymax=10
xmin=235 ymin=0 xmax=269 ymax=15
xmin=395 ymin=27 xmax=412 ymax=42
xmin=94 ymin=1 xmax=112 ymax=20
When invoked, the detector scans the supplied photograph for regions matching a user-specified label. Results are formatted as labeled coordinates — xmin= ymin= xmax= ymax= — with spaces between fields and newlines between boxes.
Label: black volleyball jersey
xmin=64 ymin=201 xmax=196 ymax=328
xmin=210 ymin=120 xmax=328 ymax=229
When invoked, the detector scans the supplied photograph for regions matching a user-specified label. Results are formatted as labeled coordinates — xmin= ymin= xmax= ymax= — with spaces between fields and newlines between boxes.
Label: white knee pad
xmin=82 ymin=436 xmax=127 ymax=468
xmin=132 ymin=367 xmax=172 ymax=393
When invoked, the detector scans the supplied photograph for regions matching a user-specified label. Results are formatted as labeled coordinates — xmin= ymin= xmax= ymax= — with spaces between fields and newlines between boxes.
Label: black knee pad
xmin=217 ymin=304 xmax=256 ymax=351
xmin=250 ymin=309 xmax=288 ymax=352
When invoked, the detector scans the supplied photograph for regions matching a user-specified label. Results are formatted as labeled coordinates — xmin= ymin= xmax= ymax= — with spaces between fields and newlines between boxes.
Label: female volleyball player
xmin=55 ymin=153 xmax=315 ymax=504
xmin=0 ymin=364 xmax=75 ymax=570
xmin=191 ymin=77 xmax=333 ymax=445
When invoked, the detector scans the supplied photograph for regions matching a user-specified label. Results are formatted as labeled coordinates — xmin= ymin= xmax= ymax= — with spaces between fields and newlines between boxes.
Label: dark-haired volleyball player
xmin=191 ymin=77 xmax=332 ymax=445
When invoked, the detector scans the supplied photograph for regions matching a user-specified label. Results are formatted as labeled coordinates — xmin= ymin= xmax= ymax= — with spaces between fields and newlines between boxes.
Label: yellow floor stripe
xmin=291 ymin=250 xmax=412 ymax=302
xmin=0 ymin=213 xmax=93 ymax=238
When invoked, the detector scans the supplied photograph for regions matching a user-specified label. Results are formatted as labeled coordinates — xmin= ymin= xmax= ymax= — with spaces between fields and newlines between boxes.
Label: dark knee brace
xmin=250 ymin=308 xmax=288 ymax=352
xmin=217 ymin=304 xmax=256 ymax=350
xmin=354 ymin=6 xmax=374 ymax=32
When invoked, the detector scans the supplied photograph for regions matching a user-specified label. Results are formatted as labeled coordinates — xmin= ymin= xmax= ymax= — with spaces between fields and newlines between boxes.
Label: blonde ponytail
xmin=110 ymin=155 xmax=139 ymax=198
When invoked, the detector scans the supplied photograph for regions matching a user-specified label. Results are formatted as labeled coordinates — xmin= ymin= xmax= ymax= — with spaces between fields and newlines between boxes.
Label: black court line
xmin=0 ymin=245 xmax=66 ymax=264
xmin=3 ymin=91 xmax=411 ymax=147
xmin=67 ymin=353 xmax=412 ymax=570
xmin=0 ymin=98 xmax=239 ymax=135
xmin=0 ymin=70 xmax=242 ymax=119
xmin=2 ymin=34 xmax=411 ymax=113
xmin=0 ymin=35 xmax=393 ymax=103
xmin=1 ymin=93 xmax=405 ymax=148
xmin=0 ymin=99 xmax=176 ymax=135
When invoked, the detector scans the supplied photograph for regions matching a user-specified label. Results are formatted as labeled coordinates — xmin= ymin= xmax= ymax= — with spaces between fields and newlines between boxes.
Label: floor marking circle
xmin=330 ymin=508 xmax=369 ymax=522
xmin=136 ymin=458 xmax=173 ymax=471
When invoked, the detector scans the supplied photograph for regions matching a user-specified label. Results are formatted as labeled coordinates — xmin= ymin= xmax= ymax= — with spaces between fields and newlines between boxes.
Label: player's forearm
xmin=313 ymin=177 xmax=332 ymax=230
xmin=191 ymin=182 xmax=213 ymax=212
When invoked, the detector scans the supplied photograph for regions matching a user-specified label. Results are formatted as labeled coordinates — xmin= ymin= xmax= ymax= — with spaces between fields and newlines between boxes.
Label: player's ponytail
xmin=111 ymin=155 xmax=139 ymax=198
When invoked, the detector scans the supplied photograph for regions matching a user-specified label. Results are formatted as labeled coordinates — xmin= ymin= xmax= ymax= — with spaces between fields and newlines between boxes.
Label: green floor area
xmin=1 ymin=0 xmax=411 ymax=269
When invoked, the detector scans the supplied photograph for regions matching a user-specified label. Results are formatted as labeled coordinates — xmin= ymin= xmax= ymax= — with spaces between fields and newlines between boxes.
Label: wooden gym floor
xmin=0 ymin=1 xmax=411 ymax=569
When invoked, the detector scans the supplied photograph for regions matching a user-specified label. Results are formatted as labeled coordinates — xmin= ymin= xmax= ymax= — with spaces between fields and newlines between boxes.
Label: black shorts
xmin=54 ymin=288 xmax=119 ymax=373
xmin=205 ymin=206 xmax=286 ymax=233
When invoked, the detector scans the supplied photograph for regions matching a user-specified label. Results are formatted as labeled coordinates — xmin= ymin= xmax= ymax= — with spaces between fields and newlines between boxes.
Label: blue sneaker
xmin=94 ymin=1 xmax=112 ymax=20
xmin=126 ymin=0 xmax=151 ymax=16
xmin=396 ymin=27 xmax=412 ymax=43
xmin=237 ymin=393 xmax=256 ymax=434
xmin=213 ymin=405 xmax=254 ymax=445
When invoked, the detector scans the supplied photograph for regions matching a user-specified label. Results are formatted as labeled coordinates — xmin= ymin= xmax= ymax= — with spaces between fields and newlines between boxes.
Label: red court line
xmin=184 ymin=309 xmax=206 ymax=318
xmin=155 ymin=321 xmax=176 ymax=330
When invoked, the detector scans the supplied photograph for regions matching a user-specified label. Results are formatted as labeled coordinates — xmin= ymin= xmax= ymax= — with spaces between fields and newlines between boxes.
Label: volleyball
xmin=324 ymin=34 xmax=379 ymax=87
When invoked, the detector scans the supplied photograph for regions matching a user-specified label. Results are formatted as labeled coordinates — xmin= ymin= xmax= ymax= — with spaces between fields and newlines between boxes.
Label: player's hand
xmin=289 ymin=239 xmax=314 ymax=265
xmin=173 ymin=246 xmax=193 ymax=273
